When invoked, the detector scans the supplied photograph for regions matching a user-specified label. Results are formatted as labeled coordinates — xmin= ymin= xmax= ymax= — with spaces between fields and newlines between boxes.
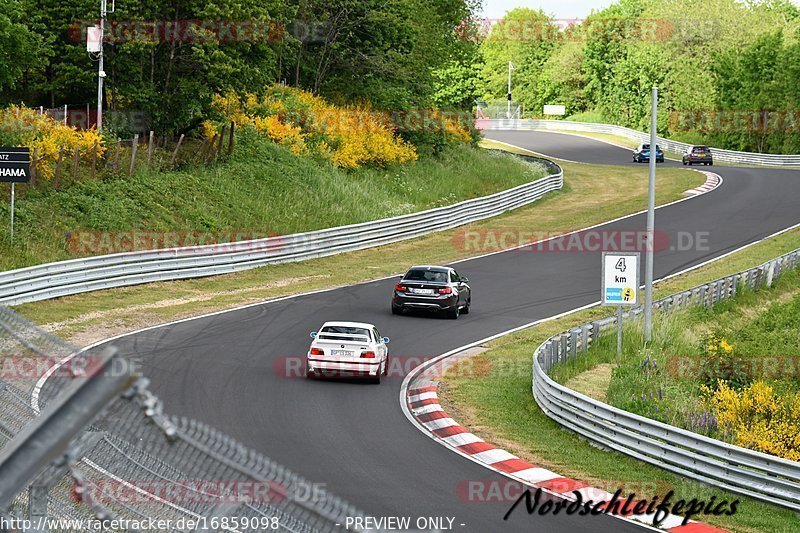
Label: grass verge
xmin=438 ymin=226 xmax=800 ymax=533
xmin=551 ymin=269 xmax=800 ymax=459
xmin=14 ymin=144 xmax=702 ymax=347
xmin=0 ymin=134 xmax=545 ymax=271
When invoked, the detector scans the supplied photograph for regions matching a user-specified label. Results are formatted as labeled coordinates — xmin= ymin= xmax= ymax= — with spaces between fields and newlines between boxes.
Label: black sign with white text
xmin=0 ymin=147 xmax=31 ymax=183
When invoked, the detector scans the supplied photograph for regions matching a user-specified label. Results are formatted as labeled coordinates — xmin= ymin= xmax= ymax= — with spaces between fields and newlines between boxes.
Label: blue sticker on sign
xmin=605 ymin=288 xmax=622 ymax=301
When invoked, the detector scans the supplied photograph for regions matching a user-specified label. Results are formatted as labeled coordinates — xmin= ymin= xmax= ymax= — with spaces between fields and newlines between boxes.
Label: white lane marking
xmin=31 ymin=136 xmax=728 ymax=413
xmin=422 ymin=417 xmax=458 ymax=431
xmin=407 ymin=391 xmax=437 ymax=403
xmin=511 ymin=467 xmax=562 ymax=484
xmin=485 ymin=133 xmax=682 ymax=163
xmin=411 ymin=404 xmax=444 ymax=415
xmin=470 ymin=449 xmax=517 ymax=464
xmin=31 ymin=351 xmax=78 ymax=413
xmin=399 ymin=206 xmax=800 ymax=533
xmin=442 ymin=433 xmax=483 ymax=447
xmin=572 ymin=487 xmax=617 ymax=502
xmin=638 ymin=513 xmax=686 ymax=530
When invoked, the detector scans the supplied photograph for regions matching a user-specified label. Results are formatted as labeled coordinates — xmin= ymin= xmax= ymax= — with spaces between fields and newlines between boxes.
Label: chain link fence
xmin=0 ymin=306 xmax=364 ymax=532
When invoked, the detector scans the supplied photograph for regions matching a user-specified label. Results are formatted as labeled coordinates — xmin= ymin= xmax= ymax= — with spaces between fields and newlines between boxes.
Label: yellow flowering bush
xmin=0 ymin=105 xmax=105 ymax=181
xmin=209 ymin=85 xmax=417 ymax=169
xmin=200 ymin=120 xmax=218 ymax=140
xmin=706 ymin=335 xmax=734 ymax=354
xmin=699 ymin=333 xmax=749 ymax=388
xmin=704 ymin=381 xmax=800 ymax=460
xmin=252 ymin=115 xmax=306 ymax=155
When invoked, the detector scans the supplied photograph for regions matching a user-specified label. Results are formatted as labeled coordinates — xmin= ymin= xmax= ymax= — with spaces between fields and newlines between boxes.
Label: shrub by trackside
xmin=204 ymin=85 xmax=474 ymax=168
xmin=0 ymin=105 xmax=105 ymax=181
xmin=703 ymin=381 xmax=800 ymax=461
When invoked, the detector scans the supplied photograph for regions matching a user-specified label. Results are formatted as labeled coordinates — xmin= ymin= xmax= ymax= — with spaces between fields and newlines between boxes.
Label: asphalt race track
xmin=96 ymin=131 xmax=800 ymax=532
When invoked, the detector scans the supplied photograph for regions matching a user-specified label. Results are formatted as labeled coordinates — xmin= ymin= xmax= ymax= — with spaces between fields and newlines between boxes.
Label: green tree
xmin=479 ymin=8 xmax=557 ymax=116
xmin=432 ymin=58 xmax=482 ymax=110
xmin=0 ymin=1 xmax=40 ymax=95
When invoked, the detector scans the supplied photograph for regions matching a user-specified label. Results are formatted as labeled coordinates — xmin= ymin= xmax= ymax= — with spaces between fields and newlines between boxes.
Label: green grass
xmin=551 ymin=269 xmax=800 ymax=436
xmin=14 ymin=143 xmax=702 ymax=345
xmin=564 ymin=110 xmax=608 ymax=123
xmin=439 ymin=227 xmax=800 ymax=533
xmin=0 ymin=133 xmax=548 ymax=271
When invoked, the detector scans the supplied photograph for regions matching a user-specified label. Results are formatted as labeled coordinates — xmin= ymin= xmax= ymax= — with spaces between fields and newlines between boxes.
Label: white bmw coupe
xmin=306 ymin=321 xmax=390 ymax=384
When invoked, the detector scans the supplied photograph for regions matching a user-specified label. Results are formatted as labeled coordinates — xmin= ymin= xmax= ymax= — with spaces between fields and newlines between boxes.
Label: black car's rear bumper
xmin=392 ymin=293 xmax=457 ymax=311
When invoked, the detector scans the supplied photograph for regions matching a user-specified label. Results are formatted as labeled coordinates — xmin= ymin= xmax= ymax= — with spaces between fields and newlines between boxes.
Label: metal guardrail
xmin=532 ymin=248 xmax=800 ymax=511
xmin=482 ymin=119 xmax=800 ymax=166
xmin=0 ymin=305 xmax=365 ymax=532
xmin=0 ymin=155 xmax=562 ymax=307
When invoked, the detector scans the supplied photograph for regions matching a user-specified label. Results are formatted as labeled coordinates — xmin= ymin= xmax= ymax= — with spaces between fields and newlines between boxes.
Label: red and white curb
xmin=405 ymin=376 xmax=726 ymax=533
xmin=684 ymin=172 xmax=721 ymax=196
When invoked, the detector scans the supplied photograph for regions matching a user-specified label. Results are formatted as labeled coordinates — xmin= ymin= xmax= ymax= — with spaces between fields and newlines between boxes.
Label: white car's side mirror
xmin=310 ymin=332 xmax=317 ymax=338
xmin=382 ymin=337 xmax=390 ymax=344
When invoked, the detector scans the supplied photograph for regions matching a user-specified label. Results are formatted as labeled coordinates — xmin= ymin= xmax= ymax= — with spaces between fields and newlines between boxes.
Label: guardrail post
xmin=591 ymin=321 xmax=601 ymax=342
xmin=560 ymin=335 xmax=568 ymax=364
xmin=581 ymin=325 xmax=589 ymax=352
xmin=766 ymin=261 xmax=776 ymax=287
xmin=570 ymin=329 xmax=579 ymax=359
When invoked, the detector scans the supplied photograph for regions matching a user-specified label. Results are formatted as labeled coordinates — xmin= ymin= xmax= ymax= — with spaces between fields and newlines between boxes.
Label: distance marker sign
xmin=602 ymin=252 xmax=640 ymax=306
xmin=0 ymin=147 xmax=31 ymax=183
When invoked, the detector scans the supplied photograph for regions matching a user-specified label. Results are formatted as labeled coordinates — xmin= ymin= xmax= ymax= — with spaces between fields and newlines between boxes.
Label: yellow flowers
xmin=253 ymin=116 xmax=306 ymax=155
xmin=0 ymin=105 xmax=105 ymax=181
xmin=705 ymin=336 xmax=734 ymax=354
xmin=209 ymin=85 xmax=418 ymax=169
xmin=200 ymin=120 xmax=218 ymax=141
xmin=703 ymin=381 xmax=800 ymax=461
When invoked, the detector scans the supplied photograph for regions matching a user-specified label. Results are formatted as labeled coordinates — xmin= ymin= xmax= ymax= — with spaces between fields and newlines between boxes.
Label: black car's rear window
xmin=404 ymin=269 xmax=448 ymax=283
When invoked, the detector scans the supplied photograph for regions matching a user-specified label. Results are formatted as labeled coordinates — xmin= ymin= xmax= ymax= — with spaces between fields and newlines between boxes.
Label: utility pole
xmin=507 ymin=61 xmax=515 ymax=119
xmin=95 ymin=0 xmax=114 ymax=132
xmin=96 ymin=0 xmax=106 ymax=132
xmin=644 ymin=87 xmax=658 ymax=342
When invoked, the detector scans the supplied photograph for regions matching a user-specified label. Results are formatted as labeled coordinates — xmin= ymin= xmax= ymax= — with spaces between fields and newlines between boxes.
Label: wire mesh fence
xmin=0 ymin=306 xmax=364 ymax=532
